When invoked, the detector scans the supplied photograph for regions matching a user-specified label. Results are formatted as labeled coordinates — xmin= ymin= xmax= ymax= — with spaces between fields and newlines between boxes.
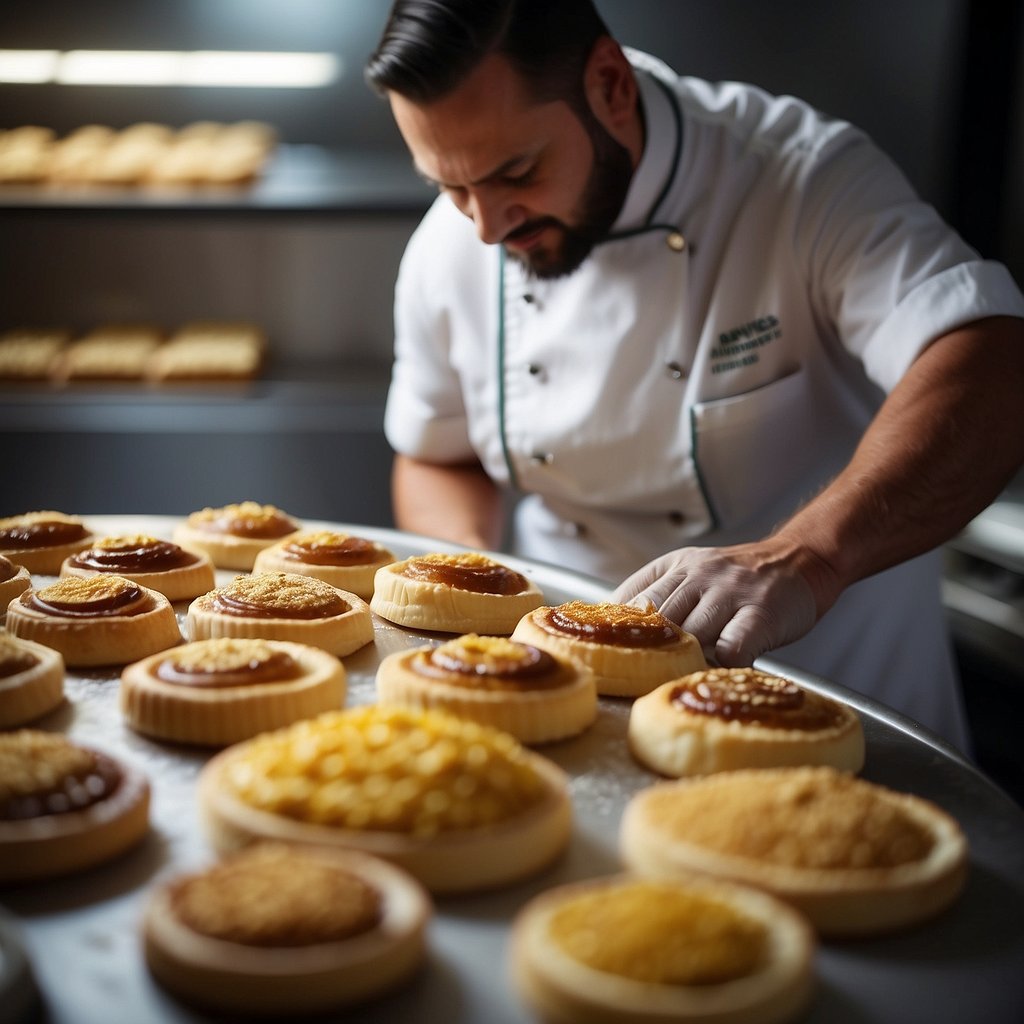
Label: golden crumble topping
xmin=39 ymin=575 xmax=138 ymax=605
xmin=0 ymin=730 xmax=97 ymax=801
xmin=156 ymin=638 xmax=301 ymax=688
xmin=402 ymin=553 xmax=529 ymax=595
xmin=413 ymin=635 xmax=566 ymax=691
xmin=92 ymin=534 xmax=161 ymax=550
xmin=211 ymin=573 xmax=349 ymax=618
xmin=189 ymin=502 xmax=297 ymax=539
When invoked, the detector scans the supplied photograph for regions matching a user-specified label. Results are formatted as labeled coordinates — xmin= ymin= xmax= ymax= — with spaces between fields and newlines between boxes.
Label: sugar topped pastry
xmin=510 ymin=874 xmax=814 ymax=1024
xmin=186 ymin=572 xmax=373 ymax=657
xmin=628 ymin=667 xmax=864 ymax=777
xmin=0 ymin=510 xmax=94 ymax=575
xmin=121 ymin=638 xmax=346 ymax=746
xmin=61 ymin=534 xmax=216 ymax=602
xmin=199 ymin=704 xmax=571 ymax=893
xmin=620 ymin=766 xmax=968 ymax=936
xmin=0 ymin=729 xmax=150 ymax=882
xmin=0 ymin=633 xmax=64 ymax=728
xmin=174 ymin=502 xmax=300 ymax=570
xmin=144 ymin=842 xmax=429 ymax=1015
xmin=371 ymin=552 xmax=544 ymax=635
xmin=6 ymin=575 xmax=182 ymax=667
xmin=376 ymin=633 xmax=596 ymax=744
xmin=512 ymin=601 xmax=707 ymax=697
xmin=0 ymin=554 xmax=31 ymax=613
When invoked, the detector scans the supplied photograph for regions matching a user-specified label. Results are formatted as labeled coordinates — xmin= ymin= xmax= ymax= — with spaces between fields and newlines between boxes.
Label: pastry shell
xmin=173 ymin=503 xmax=300 ymax=571
xmin=0 ymin=635 xmax=65 ymax=728
xmin=0 ymin=511 xmax=94 ymax=575
xmin=0 ymin=560 xmax=31 ymax=617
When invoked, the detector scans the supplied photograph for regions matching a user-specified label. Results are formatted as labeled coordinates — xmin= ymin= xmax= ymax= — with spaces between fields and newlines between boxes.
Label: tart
xmin=0 ymin=730 xmax=150 ymax=882
xmin=0 ymin=511 xmax=94 ymax=575
xmin=509 ymin=873 xmax=814 ymax=1024
xmin=376 ymin=633 xmax=596 ymax=744
xmin=628 ymin=668 xmax=864 ymax=777
xmin=0 ymin=554 xmax=31 ymax=614
xmin=173 ymin=502 xmax=300 ymax=570
xmin=512 ymin=601 xmax=707 ymax=698
xmin=371 ymin=552 xmax=543 ymax=635
xmin=6 ymin=575 xmax=182 ymax=667
xmin=620 ymin=766 xmax=969 ymax=936
xmin=253 ymin=531 xmax=396 ymax=600
xmin=186 ymin=573 xmax=373 ymax=658
xmin=0 ymin=633 xmax=64 ymax=728
xmin=198 ymin=705 xmax=572 ymax=894
xmin=60 ymin=534 xmax=216 ymax=602
xmin=121 ymin=638 xmax=346 ymax=746
xmin=143 ymin=842 xmax=429 ymax=1015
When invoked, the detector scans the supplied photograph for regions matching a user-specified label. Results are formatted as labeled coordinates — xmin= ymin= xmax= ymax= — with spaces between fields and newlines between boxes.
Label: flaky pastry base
xmin=0 ymin=636 xmax=64 ymax=728
xmin=1 ymin=534 xmax=94 ymax=575
xmin=60 ymin=550 xmax=216 ymax=603
xmin=172 ymin=523 xmax=298 ymax=571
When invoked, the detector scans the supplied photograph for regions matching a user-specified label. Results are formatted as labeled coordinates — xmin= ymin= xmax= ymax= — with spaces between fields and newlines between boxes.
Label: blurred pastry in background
xmin=0 ymin=328 xmax=71 ymax=381
xmin=53 ymin=323 xmax=164 ymax=382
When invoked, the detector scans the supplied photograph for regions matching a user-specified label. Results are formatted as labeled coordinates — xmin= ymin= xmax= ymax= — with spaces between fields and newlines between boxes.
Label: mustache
xmin=503 ymin=217 xmax=562 ymax=243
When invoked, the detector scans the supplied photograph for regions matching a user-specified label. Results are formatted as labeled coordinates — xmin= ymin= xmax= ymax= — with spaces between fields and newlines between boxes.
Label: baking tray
xmin=3 ymin=515 xmax=1023 ymax=1024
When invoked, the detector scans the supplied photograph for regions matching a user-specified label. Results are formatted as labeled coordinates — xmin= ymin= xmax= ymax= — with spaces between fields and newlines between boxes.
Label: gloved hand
xmin=612 ymin=540 xmax=837 ymax=667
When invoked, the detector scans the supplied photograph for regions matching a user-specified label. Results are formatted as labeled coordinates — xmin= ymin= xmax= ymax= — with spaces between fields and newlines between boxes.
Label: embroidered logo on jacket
xmin=710 ymin=315 xmax=781 ymax=374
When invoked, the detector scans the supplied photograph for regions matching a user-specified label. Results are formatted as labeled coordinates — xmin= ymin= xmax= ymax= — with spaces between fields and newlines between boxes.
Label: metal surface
xmin=3 ymin=516 xmax=1024 ymax=1024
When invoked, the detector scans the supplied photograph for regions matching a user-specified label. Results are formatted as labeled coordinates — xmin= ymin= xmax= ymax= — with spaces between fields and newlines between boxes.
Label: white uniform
xmin=385 ymin=51 xmax=1024 ymax=751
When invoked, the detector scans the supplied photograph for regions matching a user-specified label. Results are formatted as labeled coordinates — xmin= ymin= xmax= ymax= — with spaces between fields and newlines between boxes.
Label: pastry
xmin=6 ymin=575 xmax=182 ymax=668
xmin=0 ymin=633 xmax=64 ymax=728
xmin=143 ymin=842 xmax=429 ymax=1015
xmin=46 ymin=124 xmax=115 ymax=184
xmin=52 ymin=324 xmax=163 ymax=381
xmin=376 ymin=633 xmax=596 ymax=744
xmin=253 ymin=531 xmax=396 ymax=600
xmin=121 ymin=638 xmax=346 ymax=746
xmin=0 ymin=328 xmax=71 ymax=380
xmin=173 ymin=502 xmax=299 ymax=570
xmin=511 ymin=601 xmax=706 ymax=697
xmin=0 ymin=555 xmax=31 ymax=614
xmin=60 ymin=534 xmax=216 ymax=602
xmin=0 ymin=510 xmax=94 ymax=575
xmin=186 ymin=572 xmax=373 ymax=657
xmin=509 ymin=873 xmax=814 ymax=1024
xmin=628 ymin=667 xmax=864 ymax=777
xmin=620 ymin=766 xmax=969 ymax=936
xmin=0 ymin=126 xmax=54 ymax=184
xmin=0 ymin=730 xmax=150 ymax=882
xmin=198 ymin=705 xmax=571 ymax=894
xmin=371 ymin=552 xmax=544 ymax=634
xmin=148 ymin=322 xmax=265 ymax=382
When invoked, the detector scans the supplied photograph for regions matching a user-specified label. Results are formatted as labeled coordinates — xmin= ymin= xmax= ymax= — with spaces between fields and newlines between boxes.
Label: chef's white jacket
xmin=385 ymin=51 xmax=1024 ymax=751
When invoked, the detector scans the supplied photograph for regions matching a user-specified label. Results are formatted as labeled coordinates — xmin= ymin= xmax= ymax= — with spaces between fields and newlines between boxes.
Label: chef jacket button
xmin=531 ymin=452 xmax=554 ymax=465
xmin=666 ymin=232 xmax=686 ymax=253
xmin=668 ymin=510 xmax=686 ymax=525
xmin=665 ymin=361 xmax=687 ymax=380
xmin=527 ymin=362 xmax=544 ymax=377
xmin=522 ymin=293 xmax=536 ymax=303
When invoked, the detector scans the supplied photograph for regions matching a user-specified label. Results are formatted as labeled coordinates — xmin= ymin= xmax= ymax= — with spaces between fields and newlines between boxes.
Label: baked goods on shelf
xmin=0 ymin=126 xmax=55 ymax=184
xmin=376 ymin=633 xmax=596 ymax=744
xmin=187 ymin=573 xmax=373 ymax=657
xmin=0 ymin=730 xmax=150 ymax=882
xmin=371 ymin=552 xmax=544 ymax=635
xmin=0 ymin=510 xmax=94 ymax=575
xmin=0 ymin=328 xmax=71 ymax=380
xmin=52 ymin=324 xmax=163 ymax=382
xmin=0 ymin=555 xmax=31 ymax=613
xmin=628 ymin=667 xmax=865 ymax=777
xmin=620 ymin=766 xmax=969 ymax=937
xmin=511 ymin=601 xmax=706 ymax=697
xmin=6 ymin=575 xmax=182 ymax=667
xmin=147 ymin=321 xmax=265 ymax=382
xmin=143 ymin=842 xmax=429 ymax=1016
xmin=0 ymin=634 xmax=64 ymax=728
xmin=121 ymin=638 xmax=346 ymax=746
xmin=198 ymin=705 xmax=572 ymax=894
xmin=509 ymin=873 xmax=814 ymax=1024
xmin=174 ymin=502 xmax=299 ymax=570
xmin=254 ymin=531 xmax=396 ymax=600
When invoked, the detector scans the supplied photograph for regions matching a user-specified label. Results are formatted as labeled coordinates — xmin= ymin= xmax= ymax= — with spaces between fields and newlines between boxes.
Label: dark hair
xmin=365 ymin=0 xmax=611 ymax=109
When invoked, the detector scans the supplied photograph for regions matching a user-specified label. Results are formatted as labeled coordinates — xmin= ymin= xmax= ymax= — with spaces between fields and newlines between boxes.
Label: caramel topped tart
xmin=25 ymin=575 xmax=150 ymax=617
xmin=155 ymin=637 xmax=303 ymax=688
xmin=69 ymin=534 xmax=199 ymax=572
xmin=189 ymin=502 xmax=298 ymax=539
xmin=402 ymin=553 xmax=529 ymax=595
xmin=0 ymin=510 xmax=88 ymax=549
xmin=411 ymin=635 xmax=569 ymax=692
xmin=279 ymin=531 xmax=389 ymax=567
xmin=542 ymin=601 xmax=681 ymax=647
xmin=211 ymin=573 xmax=350 ymax=620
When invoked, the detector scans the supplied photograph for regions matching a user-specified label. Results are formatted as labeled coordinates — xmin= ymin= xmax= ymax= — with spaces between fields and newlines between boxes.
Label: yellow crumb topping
xmin=412 ymin=552 xmax=498 ymax=569
xmin=37 ymin=574 xmax=138 ymax=605
xmin=164 ymin=638 xmax=285 ymax=674
xmin=0 ymin=730 xmax=96 ymax=801
xmin=92 ymin=534 xmax=161 ymax=550
xmin=0 ymin=510 xmax=82 ymax=530
xmin=216 ymin=573 xmax=348 ymax=615
xmin=189 ymin=502 xmax=296 ymax=535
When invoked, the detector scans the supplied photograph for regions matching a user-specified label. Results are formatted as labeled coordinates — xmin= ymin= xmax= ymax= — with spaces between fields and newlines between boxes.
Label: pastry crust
xmin=173 ymin=502 xmax=300 ymax=570
xmin=0 ymin=634 xmax=65 ymax=728
xmin=0 ymin=511 xmax=94 ymax=575
xmin=376 ymin=634 xmax=597 ymax=744
xmin=509 ymin=873 xmax=814 ymax=1024
xmin=186 ymin=573 xmax=374 ymax=657
xmin=6 ymin=575 xmax=182 ymax=668
xmin=143 ymin=843 xmax=429 ymax=1015
xmin=0 ymin=555 xmax=31 ymax=615
xmin=121 ymin=638 xmax=346 ymax=746
xmin=371 ymin=553 xmax=544 ymax=635
xmin=512 ymin=602 xmax=707 ymax=698
xmin=628 ymin=668 xmax=865 ymax=777
xmin=620 ymin=767 xmax=969 ymax=937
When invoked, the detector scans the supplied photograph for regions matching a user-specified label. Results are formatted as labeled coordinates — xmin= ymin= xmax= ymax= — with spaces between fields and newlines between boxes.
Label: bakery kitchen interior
xmin=1 ymin=0 xmax=1023 ymax=802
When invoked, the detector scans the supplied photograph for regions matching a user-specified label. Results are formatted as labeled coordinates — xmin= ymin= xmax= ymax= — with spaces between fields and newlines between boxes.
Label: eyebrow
xmin=415 ymin=150 xmax=537 ymax=191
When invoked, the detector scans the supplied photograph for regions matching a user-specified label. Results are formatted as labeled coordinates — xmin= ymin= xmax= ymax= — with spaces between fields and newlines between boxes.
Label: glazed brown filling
xmin=280 ymin=533 xmax=383 ymax=566
xmin=69 ymin=537 xmax=198 ymax=572
xmin=0 ymin=554 xmax=18 ymax=582
xmin=0 ymin=751 xmax=122 ymax=821
xmin=210 ymin=574 xmax=350 ymax=620
xmin=0 ymin=519 xmax=87 ymax=548
xmin=413 ymin=636 xmax=566 ymax=691
xmin=195 ymin=508 xmax=296 ymax=539
xmin=26 ymin=578 xmax=149 ymax=617
xmin=402 ymin=555 xmax=528 ymax=595
xmin=157 ymin=649 xmax=302 ymax=688
xmin=543 ymin=601 xmax=680 ymax=647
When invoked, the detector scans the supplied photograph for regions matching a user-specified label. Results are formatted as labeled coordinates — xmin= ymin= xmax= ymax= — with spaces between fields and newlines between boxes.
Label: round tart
xmin=173 ymin=502 xmax=300 ymax=570
xmin=512 ymin=601 xmax=707 ymax=697
xmin=376 ymin=633 xmax=596 ymax=744
xmin=0 ymin=511 xmax=94 ymax=575
xmin=0 ymin=730 xmax=150 ymax=882
xmin=0 ymin=634 xmax=64 ymax=728
xmin=144 ymin=842 xmax=429 ymax=1015
xmin=371 ymin=552 xmax=544 ymax=634
xmin=0 ymin=554 xmax=31 ymax=615
xmin=60 ymin=534 xmax=216 ymax=602
xmin=620 ymin=766 xmax=969 ymax=936
xmin=253 ymin=531 xmax=396 ymax=600
xmin=198 ymin=705 xmax=572 ymax=894
xmin=186 ymin=573 xmax=373 ymax=657
xmin=509 ymin=873 xmax=814 ymax=1024
xmin=6 ymin=575 xmax=182 ymax=668
xmin=628 ymin=668 xmax=864 ymax=777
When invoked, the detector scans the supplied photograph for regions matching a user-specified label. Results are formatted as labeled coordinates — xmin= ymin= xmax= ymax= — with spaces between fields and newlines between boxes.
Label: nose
xmin=465 ymin=187 xmax=523 ymax=246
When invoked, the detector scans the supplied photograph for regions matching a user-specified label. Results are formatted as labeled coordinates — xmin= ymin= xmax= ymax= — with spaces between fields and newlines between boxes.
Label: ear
xmin=583 ymin=36 xmax=639 ymax=135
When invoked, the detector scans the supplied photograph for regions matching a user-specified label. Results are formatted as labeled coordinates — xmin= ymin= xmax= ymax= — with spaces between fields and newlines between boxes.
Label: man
xmin=366 ymin=0 xmax=1024 ymax=751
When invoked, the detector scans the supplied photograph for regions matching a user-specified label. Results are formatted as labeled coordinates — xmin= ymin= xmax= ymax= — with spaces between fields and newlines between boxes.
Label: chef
xmin=366 ymin=0 xmax=1024 ymax=751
